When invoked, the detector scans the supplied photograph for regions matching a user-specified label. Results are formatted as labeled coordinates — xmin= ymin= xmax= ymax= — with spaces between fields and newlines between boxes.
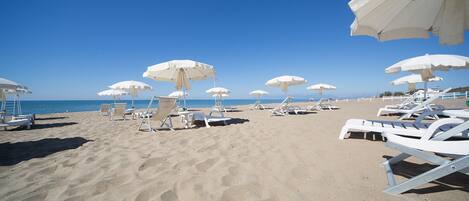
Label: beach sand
xmin=0 ymin=99 xmax=468 ymax=201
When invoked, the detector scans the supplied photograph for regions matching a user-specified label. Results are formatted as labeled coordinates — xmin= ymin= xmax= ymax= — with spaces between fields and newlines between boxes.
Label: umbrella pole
xmin=183 ymin=88 xmax=187 ymax=109
xmin=423 ymin=81 xmax=428 ymax=100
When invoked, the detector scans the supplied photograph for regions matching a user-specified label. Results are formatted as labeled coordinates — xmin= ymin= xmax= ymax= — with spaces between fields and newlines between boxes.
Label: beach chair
xmin=191 ymin=112 xmax=231 ymax=128
xmin=307 ymin=99 xmax=339 ymax=111
xmin=100 ymin=104 xmax=111 ymax=116
xmin=138 ymin=97 xmax=177 ymax=132
xmin=383 ymin=93 xmax=421 ymax=110
xmin=339 ymin=110 xmax=469 ymax=140
xmin=271 ymin=97 xmax=292 ymax=116
xmin=381 ymin=120 xmax=469 ymax=195
xmin=251 ymin=100 xmax=265 ymax=110
xmin=377 ymin=88 xmax=450 ymax=120
xmin=111 ymin=103 xmax=128 ymax=120
xmin=0 ymin=117 xmax=32 ymax=130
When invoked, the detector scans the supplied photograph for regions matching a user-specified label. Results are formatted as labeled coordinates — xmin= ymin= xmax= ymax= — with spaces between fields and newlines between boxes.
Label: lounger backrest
xmin=100 ymin=104 xmax=111 ymax=112
xmin=400 ymin=88 xmax=451 ymax=120
xmin=152 ymin=97 xmax=177 ymax=121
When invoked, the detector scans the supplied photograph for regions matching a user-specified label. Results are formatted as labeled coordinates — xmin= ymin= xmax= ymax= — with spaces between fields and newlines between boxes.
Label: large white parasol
xmin=144 ymin=60 xmax=215 ymax=108
xmin=391 ymin=74 xmax=443 ymax=91
xmin=307 ymin=83 xmax=336 ymax=95
xmin=206 ymin=87 xmax=230 ymax=108
xmin=265 ymin=75 xmax=307 ymax=94
xmin=109 ymin=80 xmax=152 ymax=107
xmin=250 ymin=90 xmax=269 ymax=110
xmin=349 ymin=0 xmax=469 ymax=45
xmin=386 ymin=54 xmax=469 ymax=98
xmin=0 ymin=77 xmax=23 ymax=90
xmin=168 ymin=91 xmax=188 ymax=98
xmin=97 ymin=89 xmax=129 ymax=103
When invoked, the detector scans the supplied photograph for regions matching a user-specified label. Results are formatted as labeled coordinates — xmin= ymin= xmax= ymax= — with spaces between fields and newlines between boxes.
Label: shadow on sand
xmin=0 ymin=137 xmax=90 ymax=166
xmin=193 ymin=118 xmax=250 ymax=128
xmin=9 ymin=122 xmax=78 ymax=131
xmin=381 ymin=155 xmax=469 ymax=194
xmin=34 ymin=116 xmax=69 ymax=121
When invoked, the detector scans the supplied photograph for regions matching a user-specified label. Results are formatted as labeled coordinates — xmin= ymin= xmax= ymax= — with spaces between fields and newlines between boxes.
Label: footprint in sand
xmin=195 ymin=158 xmax=219 ymax=172
xmin=138 ymin=157 xmax=167 ymax=171
xmin=220 ymin=183 xmax=263 ymax=201
xmin=160 ymin=190 xmax=179 ymax=201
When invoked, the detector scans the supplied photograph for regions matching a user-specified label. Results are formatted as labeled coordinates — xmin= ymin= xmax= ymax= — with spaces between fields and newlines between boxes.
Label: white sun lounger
xmin=339 ymin=110 xmax=469 ymax=140
xmin=100 ymin=104 xmax=111 ymax=116
xmin=0 ymin=118 xmax=32 ymax=130
xmin=192 ymin=112 xmax=231 ymax=128
xmin=377 ymin=88 xmax=450 ymax=120
xmin=307 ymin=99 xmax=339 ymax=111
xmin=138 ymin=97 xmax=177 ymax=132
xmin=381 ymin=120 xmax=469 ymax=195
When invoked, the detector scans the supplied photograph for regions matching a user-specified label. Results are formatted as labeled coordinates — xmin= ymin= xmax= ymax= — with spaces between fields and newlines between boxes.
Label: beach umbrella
xmin=307 ymin=83 xmax=336 ymax=95
xmin=349 ymin=0 xmax=469 ymax=45
xmin=250 ymin=90 xmax=269 ymax=109
xmin=206 ymin=87 xmax=230 ymax=95
xmin=266 ymin=75 xmax=307 ymax=94
xmin=386 ymin=54 xmax=469 ymax=98
xmin=168 ymin=91 xmax=188 ymax=98
xmin=391 ymin=74 xmax=443 ymax=91
xmin=97 ymin=89 xmax=129 ymax=103
xmin=0 ymin=78 xmax=22 ymax=90
xmin=206 ymin=87 xmax=230 ymax=107
xmin=212 ymin=93 xmax=229 ymax=98
xmin=109 ymin=80 xmax=152 ymax=107
xmin=144 ymin=60 xmax=215 ymax=108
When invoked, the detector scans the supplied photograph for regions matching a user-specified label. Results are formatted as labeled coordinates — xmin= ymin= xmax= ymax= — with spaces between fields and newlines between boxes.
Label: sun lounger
xmin=307 ymin=99 xmax=339 ymax=111
xmin=138 ymin=97 xmax=177 ymax=132
xmin=381 ymin=120 xmax=469 ymax=195
xmin=377 ymin=88 xmax=450 ymax=120
xmin=100 ymin=104 xmax=111 ymax=116
xmin=191 ymin=112 xmax=231 ymax=128
xmin=0 ymin=118 xmax=32 ymax=130
xmin=339 ymin=110 xmax=469 ymax=140
xmin=271 ymin=97 xmax=292 ymax=116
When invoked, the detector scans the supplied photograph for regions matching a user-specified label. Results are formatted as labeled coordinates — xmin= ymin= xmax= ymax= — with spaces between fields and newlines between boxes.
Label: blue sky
xmin=1 ymin=0 xmax=468 ymax=100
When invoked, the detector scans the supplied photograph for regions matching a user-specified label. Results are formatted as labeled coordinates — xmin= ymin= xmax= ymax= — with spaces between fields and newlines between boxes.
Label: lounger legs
xmin=383 ymin=142 xmax=469 ymax=195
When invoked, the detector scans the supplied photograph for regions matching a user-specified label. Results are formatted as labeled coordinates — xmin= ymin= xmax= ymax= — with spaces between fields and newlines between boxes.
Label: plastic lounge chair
xmin=111 ymin=103 xmax=128 ymax=120
xmin=0 ymin=118 xmax=31 ymax=130
xmin=381 ymin=120 xmax=469 ymax=195
xmin=339 ymin=110 xmax=469 ymax=140
xmin=138 ymin=97 xmax=177 ymax=132
xmin=192 ymin=112 xmax=231 ymax=128
xmin=377 ymin=88 xmax=451 ymax=120
xmin=100 ymin=104 xmax=111 ymax=116
xmin=271 ymin=97 xmax=292 ymax=116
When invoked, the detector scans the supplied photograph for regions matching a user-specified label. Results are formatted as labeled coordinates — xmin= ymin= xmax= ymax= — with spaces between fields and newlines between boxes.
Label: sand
xmin=0 ymin=99 xmax=468 ymax=201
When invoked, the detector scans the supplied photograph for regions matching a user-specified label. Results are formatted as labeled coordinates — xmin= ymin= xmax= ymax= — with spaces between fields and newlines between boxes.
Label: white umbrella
xmin=97 ymin=89 xmax=129 ymax=103
xmin=212 ymin=93 xmax=229 ymax=98
xmin=109 ymin=80 xmax=152 ymax=107
xmin=0 ymin=77 xmax=22 ymax=90
xmin=206 ymin=87 xmax=230 ymax=95
xmin=386 ymin=54 xmax=469 ymax=98
xmin=206 ymin=87 xmax=230 ymax=108
xmin=391 ymin=74 xmax=443 ymax=91
xmin=266 ymin=75 xmax=307 ymax=94
xmin=349 ymin=0 xmax=469 ymax=45
xmin=307 ymin=83 xmax=336 ymax=95
xmin=249 ymin=90 xmax=269 ymax=97
xmin=144 ymin=60 xmax=215 ymax=108
xmin=168 ymin=90 xmax=188 ymax=98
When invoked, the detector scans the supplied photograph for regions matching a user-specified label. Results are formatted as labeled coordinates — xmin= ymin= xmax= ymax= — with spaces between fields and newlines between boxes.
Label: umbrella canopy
xmin=97 ymin=89 xmax=129 ymax=96
xmin=391 ymin=74 xmax=443 ymax=91
xmin=109 ymin=80 xmax=152 ymax=97
xmin=206 ymin=87 xmax=230 ymax=95
xmin=143 ymin=60 xmax=215 ymax=91
xmin=265 ymin=75 xmax=307 ymax=93
xmin=0 ymin=78 xmax=23 ymax=90
xmin=307 ymin=83 xmax=336 ymax=95
xmin=168 ymin=91 xmax=188 ymax=98
xmin=249 ymin=90 xmax=269 ymax=97
xmin=349 ymin=0 xmax=469 ymax=45
xmin=385 ymin=54 xmax=469 ymax=80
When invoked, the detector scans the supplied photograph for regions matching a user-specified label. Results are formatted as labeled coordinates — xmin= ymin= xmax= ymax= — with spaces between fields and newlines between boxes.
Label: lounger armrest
xmin=415 ymin=110 xmax=445 ymax=124
xmin=422 ymin=118 xmax=465 ymax=141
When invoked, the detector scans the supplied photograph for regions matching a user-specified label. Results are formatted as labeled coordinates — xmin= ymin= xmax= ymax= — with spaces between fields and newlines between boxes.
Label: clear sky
xmin=1 ymin=0 xmax=468 ymax=100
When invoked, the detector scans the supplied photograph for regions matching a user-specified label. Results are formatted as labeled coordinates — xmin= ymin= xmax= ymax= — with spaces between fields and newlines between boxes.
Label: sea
xmin=9 ymin=99 xmax=309 ymax=115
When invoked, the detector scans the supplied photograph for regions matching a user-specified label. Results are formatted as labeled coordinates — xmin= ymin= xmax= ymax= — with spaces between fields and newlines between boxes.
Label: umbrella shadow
xmin=381 ymin=155 xmax=469 ymax=194
xmin=8 ymin=122 xmax=78 ymax=131
xmin=34 ymin=116 xmax=69 ymax=120
xmin=0 ymin=137 xmax=91 ymax=166
xmin=192 ymin=118 xmax=250 ymax=128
